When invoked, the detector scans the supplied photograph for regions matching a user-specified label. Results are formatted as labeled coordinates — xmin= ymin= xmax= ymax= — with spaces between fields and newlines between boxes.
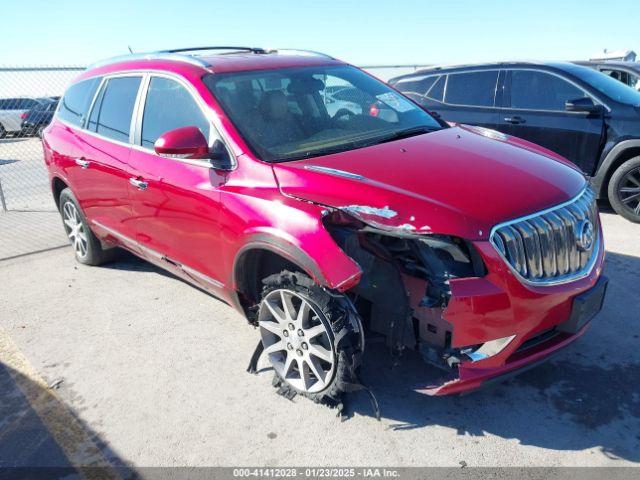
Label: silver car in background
xmin=0 ymin=97 xmax=48 ymax=137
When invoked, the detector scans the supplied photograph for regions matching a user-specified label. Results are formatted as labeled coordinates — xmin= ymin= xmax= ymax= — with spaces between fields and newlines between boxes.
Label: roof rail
xmin=266 ymin=49 xmax=334 ymax=59
xmin=161 ymin=46 xmax=267 ymax=55
xmin=87 ymin=52 xmax=210 ymax=70
xmin=87 ymin=47 xmax=334 ymax=71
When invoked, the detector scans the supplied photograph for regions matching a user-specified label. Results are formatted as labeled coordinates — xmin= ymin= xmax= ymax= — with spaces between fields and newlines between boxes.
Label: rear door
xmin=426 ymin=70 xmax=502 ymax=129
xmin=71 ymin=74 xmax=142 ymax=241
xmin=127 ymin=74 xmax=228 ymax=292
xmin=497 ymin=69 xmax=604 ymax=174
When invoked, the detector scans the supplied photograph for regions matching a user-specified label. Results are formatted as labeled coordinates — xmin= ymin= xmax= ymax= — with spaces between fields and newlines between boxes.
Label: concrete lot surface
xmin=0 ymin=211 xmax=639 ymax=468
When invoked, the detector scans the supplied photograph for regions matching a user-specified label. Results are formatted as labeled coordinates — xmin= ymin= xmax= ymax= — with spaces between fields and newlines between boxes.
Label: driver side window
xmin=141 ymin=77 xmax=210 ymax=149
xmin=510 ymin=70 xmax=588 ymax=111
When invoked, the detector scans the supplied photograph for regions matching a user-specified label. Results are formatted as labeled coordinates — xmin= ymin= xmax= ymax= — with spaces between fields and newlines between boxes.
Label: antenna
xmin=127 ymin=45 xmax=134 ymax=54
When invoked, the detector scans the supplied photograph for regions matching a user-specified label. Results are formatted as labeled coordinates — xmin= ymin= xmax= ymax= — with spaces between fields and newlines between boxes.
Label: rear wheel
xmin=258 ymin=271 xmax=363 ymax=403
xmin=608 ymin=156 xmax=640 ymax=223
xmin=0 ymin=125 xmax=6 ymax=139
xmin=59 ymin=188 xmax=117 ymax=265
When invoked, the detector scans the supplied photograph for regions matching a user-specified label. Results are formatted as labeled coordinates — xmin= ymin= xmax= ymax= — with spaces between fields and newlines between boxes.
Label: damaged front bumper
xmin=416 ymin=240 xmax=607 ymax=396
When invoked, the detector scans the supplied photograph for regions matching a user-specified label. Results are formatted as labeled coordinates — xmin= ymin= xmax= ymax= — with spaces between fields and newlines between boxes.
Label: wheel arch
xmin=232 ymin=236 xmax=329 ymax=313
xmin=51 ymin=176 xmax=69 ymax=210
xmin=593 ymin=140 xmax=640 ymax=198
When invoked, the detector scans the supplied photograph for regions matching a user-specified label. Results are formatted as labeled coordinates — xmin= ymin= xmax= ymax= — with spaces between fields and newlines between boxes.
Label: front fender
xmin=223 ymin=193 xmax=362 ymax=292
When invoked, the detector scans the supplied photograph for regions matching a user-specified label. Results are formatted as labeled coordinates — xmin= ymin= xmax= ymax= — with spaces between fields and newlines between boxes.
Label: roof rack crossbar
xmin=161 ymin=46 xmax=267 ymax=54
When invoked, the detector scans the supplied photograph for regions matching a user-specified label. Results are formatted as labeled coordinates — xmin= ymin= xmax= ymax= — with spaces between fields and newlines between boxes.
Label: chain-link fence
xmin=0 ymin=63 xmax=429 ymax=261
xmin=0 ymin=66 xmax=84 ymax=260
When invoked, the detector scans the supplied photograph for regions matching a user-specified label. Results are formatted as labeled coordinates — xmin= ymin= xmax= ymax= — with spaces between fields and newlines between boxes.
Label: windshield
xmin=574 ymin=66 xmax=640 ymax=106
xmin=204 ymin=65 xmax=442 ymax=162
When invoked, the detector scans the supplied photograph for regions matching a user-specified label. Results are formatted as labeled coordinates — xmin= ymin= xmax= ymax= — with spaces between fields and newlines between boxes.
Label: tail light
xmin=20 ymin=112 xmax=28 ymax=119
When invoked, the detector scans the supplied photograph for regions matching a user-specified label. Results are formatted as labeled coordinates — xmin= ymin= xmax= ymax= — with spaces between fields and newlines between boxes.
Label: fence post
xmin=0 ymin=179 xmax=7 ymax=212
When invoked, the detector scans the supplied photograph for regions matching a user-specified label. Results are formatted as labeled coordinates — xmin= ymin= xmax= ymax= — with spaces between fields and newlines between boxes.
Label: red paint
xmin=43 ymin=52 xmax=605 ymax=396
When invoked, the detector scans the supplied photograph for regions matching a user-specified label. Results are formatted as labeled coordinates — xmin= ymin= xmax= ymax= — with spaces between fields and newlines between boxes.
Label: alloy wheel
xmin=618 ymin=167 xmax=640 ymax=217
xmin=259 ymin=289 xmax=336 ymax=394
xmin=62 ymin=201 xmax=88 ymax=259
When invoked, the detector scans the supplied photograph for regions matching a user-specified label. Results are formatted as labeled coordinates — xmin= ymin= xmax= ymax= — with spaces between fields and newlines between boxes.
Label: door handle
xmin=504 ymin=116 xmax=526 ymax=124
xmin=74 ymin=157 xmax=90 ymax=169
xmin=129 ymin=177 xmax=148 ymax=191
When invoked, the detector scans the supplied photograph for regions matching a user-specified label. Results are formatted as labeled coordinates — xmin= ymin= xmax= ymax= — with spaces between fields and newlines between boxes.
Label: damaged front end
xmin=322 ymin=208 xmax=502 ymax=388
xmin=322 ymin=199 xmax=605 ymax=396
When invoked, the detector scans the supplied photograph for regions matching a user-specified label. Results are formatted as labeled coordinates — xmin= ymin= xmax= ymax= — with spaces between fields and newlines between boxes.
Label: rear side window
xmin=445 ymin=71 xmax=498 ymax=106
xmin=394 ymin=75 xmax=439 ymax=95
xmin=58 ymin=78 xmax=101 ymax=127
xmin=88 ymin=76 xmax=141 ymax=142
xmin=141 ymin=77 xmax=210 ymax=149
xmin=509 ymin=70 xmax=587 ymax=110
xmin=19 ymin=99 xmax=38 ymax=110
xmin=425 ymin=75 xmax=445 ymax=101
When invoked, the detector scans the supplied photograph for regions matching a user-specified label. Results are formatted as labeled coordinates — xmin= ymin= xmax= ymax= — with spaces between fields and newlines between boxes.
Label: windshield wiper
xmin=375 ymin=125 xmax=440 ymax=144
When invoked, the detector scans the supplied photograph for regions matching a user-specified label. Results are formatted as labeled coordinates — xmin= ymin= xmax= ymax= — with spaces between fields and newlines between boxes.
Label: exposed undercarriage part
xmin=323 ymin=209 xmax=487 ymax=372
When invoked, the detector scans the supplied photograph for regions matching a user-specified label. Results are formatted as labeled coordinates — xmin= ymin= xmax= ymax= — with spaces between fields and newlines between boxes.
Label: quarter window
xmin=426 ymin=75 xmax=445 ymax=101
xmin=58 ymin=78 xmax=102 ymax=127
xmin=88 ymin=76 xmax=141 ymax=142
xmin=141 ymin=77 xmax=210 ymax=149
xmin=510 ymin=70 xmax=587 ymax=110
xmin=445 ymin=71 xmax=498 ymax=107
xmin=394 ymin=75 xmax=439 ymax=96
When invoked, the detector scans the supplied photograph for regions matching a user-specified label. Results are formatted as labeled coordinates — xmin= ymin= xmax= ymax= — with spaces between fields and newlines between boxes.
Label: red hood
xmin=272 ymin=126 xmax=586 ymax=240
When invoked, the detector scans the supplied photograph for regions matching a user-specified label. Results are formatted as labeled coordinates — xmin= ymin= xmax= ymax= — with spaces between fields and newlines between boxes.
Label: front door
xmin=497 ymin=69 xmax=604 ymax=175
xmin=127 ymin=75 xmax=229 ymax=292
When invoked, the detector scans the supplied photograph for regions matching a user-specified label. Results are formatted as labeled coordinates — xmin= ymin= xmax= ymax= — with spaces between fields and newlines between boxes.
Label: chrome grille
xmin=490 ymin=186 xmax=600 ymax=285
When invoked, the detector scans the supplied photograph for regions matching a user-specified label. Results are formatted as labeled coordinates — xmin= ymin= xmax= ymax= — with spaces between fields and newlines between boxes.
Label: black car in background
xmin=575 ymin=61 xmax=640 ymax=91
xmin=20 ymin=98 xmax=58 ymax=137
xmin=389 ymin=62 xmax=640 ymax=222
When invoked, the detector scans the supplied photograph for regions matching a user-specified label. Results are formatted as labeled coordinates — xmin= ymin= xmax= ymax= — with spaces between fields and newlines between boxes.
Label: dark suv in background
xmin=390 ymin=62 xmax=640 ymax=222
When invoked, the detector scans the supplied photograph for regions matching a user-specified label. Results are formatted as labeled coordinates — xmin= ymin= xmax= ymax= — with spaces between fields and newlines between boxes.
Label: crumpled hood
xmin=273 ymin=126 xmax=586 ymax=240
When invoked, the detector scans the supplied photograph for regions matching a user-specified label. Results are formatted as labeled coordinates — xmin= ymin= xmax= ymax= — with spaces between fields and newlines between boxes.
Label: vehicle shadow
xmin=0 ymin=361 xmax=134 ymax=475
xmin=347 ymin=250 xmax=640 ymax=462
xmin=96 ymin=249 xmax=640 ymax=462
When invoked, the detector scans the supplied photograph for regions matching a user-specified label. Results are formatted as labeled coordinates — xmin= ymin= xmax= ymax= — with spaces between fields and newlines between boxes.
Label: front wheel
xmin=608 ymin=156 xmax=640 ymax=223
xmin=258 ymin=271 xmax=364 ymax=403
xmin=59 ymin=188 xmax=117 ymax=265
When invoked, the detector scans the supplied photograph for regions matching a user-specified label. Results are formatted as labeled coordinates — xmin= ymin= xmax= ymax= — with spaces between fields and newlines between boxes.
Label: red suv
xmin=43 ymin=47 xmax=607 ymax=402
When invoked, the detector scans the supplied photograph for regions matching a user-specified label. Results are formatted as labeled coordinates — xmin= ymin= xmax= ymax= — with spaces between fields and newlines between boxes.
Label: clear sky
xmin=3 ymin=0 xmax=639 ymax=66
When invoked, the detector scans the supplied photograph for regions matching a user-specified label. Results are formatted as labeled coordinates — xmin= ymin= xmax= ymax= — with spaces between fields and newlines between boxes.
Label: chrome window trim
xmin=489 ymin=185 xmax=601 ymax=287
xmin=56 ymin=69 xmax=237 ymax=170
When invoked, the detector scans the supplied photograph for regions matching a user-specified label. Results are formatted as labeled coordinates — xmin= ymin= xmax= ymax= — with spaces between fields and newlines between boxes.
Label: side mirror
xmin=154 ymin=126 xmax=210 ymax=159
xmin=565 ymin=97 xmax=603 ymax=114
